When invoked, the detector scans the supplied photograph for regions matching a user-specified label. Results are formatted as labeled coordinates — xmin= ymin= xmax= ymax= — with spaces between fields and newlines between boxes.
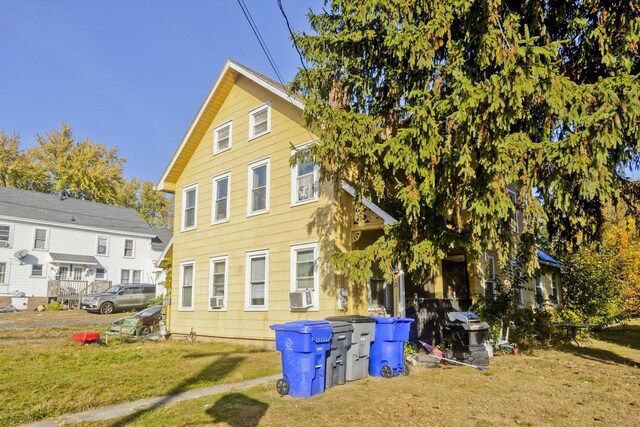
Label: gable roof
xmin=341 ymin=181 xmax=397 ymax=225
xmin=0 ymin=186 xmax=158 ymax=236
xmin=157 ymin=59 xmax=302 ymax=193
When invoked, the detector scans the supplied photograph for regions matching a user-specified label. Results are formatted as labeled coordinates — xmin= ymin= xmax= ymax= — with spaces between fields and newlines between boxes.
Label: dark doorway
xmin=442 ymin=258 xmax=469 ymax=300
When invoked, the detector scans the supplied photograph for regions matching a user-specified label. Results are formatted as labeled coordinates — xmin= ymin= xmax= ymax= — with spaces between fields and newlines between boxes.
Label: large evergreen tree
xmin=292 ymin=0 xmax=640 ymax=280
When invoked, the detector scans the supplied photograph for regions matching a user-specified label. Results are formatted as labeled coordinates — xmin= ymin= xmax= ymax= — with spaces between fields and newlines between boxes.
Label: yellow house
xmin=158 ymin=60 xmax=561 ymax=348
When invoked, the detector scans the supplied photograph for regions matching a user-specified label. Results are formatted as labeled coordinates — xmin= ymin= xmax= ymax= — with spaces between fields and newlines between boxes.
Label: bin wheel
xmin=402 ymin=364 xmax=410 ymax=376
xmin=276 ymin=378 xmax=289 ymax=395
xmin=381 ymin=365 xmax=393 ymax=378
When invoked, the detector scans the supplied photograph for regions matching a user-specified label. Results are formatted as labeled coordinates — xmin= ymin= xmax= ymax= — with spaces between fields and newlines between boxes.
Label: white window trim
xmin=248 ymin=103 xmax=271 ymax=140
xmin=211 ymin=172 xmax=231 ymax=224
xmin=246 ymin=158 xmax=270 ymax=217
xmin=182 ymin=184 xmax=198 ymax=231
xmin=508 ymin=187 xmax=520 ymax=234
xmin=96 ymin=235 xmax=109 ymax=256
xmin=367 ymin=278 xmax=391 ymax=312
xmin=32 ymin=227 xmax=49 ymax=251
xmin=95 ymin=267 xmax=107 ymax=280
xmin=0 ymin=261 xmax=9 ymax=284
xmin=290 ymin=242 xmax=320 ymax=311
xmin=123 ymin=239 xmax=135 ymax=258
xmin=179 ymin=260 xmax=196 ymax=312
xmin=213 ymin=121 xmax=233 ymax=155
xmin=31 ymin=263 xmax=45 ymax=278
xmin=208 ymin=255 xmax=229 ymax=311
xmin=0 ymin=223 xmax=13 ymax=249
xmin=290 ymin=143 xmax=320 ymax=206
xmin=483 ymin=253 xmax=496 ymax=300
xmin=245 ymin=249 xmax=269 ymax=311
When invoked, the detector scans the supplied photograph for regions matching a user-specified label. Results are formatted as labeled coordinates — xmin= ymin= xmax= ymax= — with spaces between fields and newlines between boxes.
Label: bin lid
xmin=270 ymin=320 xmax=333 ymax=343
xmin=369 ymin=316 xmax=416 ymax=324
xmin=326 ymin=315 xmax=376 ymax=324
xmin=326 ymin=320 xmax=354 ymax=333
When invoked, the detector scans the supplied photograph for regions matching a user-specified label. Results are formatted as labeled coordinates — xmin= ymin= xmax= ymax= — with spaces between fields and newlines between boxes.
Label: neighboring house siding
xmin=0 ymin=217 xmax=164 ymax=299
xmin=170 ymin=75 xmax=337 ymax=342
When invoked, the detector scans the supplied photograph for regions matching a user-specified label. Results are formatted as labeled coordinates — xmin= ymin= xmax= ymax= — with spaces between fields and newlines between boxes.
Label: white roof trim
xmin=341 ymin=181 xmax=397 ymax=225
xmin=156 ymin=237 xmax=173 ymax=264
xmin=157 ymin=59 xmax=302 ymax=192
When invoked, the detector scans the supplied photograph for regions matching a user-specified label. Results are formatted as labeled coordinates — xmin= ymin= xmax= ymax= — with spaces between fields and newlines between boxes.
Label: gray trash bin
xmin=326 ymin=315 xmax=376 ymax=381
xmin=325 ymin=320 xmax=353 ymax=389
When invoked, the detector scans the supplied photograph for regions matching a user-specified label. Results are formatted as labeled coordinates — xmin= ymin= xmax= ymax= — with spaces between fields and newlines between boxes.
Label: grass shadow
xmin=558 ymin=344 xmax=640 ymax=369
xmin=206 ymin=392 xmax=269 ymax=427
xmin=594 ymin=323 xmax=640 ymax=351
xmin=107 ymin=353 xmax=245 ymax=427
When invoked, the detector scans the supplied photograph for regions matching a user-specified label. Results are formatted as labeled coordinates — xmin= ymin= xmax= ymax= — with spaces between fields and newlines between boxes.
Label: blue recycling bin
xmin=270 ymin=320 xmax=333 ymax=398
xmin=369 ymin=316 xmax=415 ymax=378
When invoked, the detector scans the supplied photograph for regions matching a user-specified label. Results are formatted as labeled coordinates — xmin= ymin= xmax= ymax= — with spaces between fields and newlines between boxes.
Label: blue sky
xmin=0 ymin=0 xmax=322 ymax=183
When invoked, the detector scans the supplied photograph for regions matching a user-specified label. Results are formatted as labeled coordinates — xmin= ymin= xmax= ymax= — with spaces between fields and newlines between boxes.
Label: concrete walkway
xmin=22 ymin=374 xmax=281 ymax=426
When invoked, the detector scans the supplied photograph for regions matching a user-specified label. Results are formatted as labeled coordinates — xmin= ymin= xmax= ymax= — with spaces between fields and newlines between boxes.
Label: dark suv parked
xmin=81 ymin=284 xmax=157 ymax=314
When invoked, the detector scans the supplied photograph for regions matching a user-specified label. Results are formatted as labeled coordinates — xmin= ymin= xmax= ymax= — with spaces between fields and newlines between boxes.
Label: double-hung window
xmin=212 ymin=173 xmax=231 ymax=223
xmin=249 ymin=104 xmax=270 ymax=139
xmin=0 ymin=262 xmax=7 ymax=284
xmin=483 ymin=254 xmax=496 ymax=300
xmin=124 ymin=239 xmax=134 ymax=257
xmin=120 ymin=269 xmax=140 ymax=284
xmin=368 ymin=278 xmax=390 ymax=312
xmin=180 ymin=261 xmax=195 ymax=310
xmin=247 ymin=159 xmax=270 ymax=215
xmin=291 ymin=243 xmax=319 ymax=309
xmin=34 ymin=228 xmax=47 ymax=250
xmin=0 ymin=225 xmax=10 ymax=248
xmin=245 ymin=250 xmax=268 ymax=310
xmin=291 ymin=147 xmax=319 ymax=205
xmin=32 ymin=264 xmax=44 ymax=277
xmin=214 ymin=122 xmax=232 ymax=154
xmin=96 ymin=268 xmax=106 ymax=280
xmin=182 ymin=185 xmax=198 ymax=231
xmin=97 ymin=236 xmax=108 ymax=255
xmin=209 ymin=256 xmax=228 ymax=310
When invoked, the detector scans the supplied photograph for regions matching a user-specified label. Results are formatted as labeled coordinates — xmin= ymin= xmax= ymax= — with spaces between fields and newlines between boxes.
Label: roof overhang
xmin=537 ymin=249 xmax=563 ymax=268
xmin=156 ymin=237 xmax=173 ymax=267
xmin=341 ymin=181 xmax=397 ymax=225
xmin=49 ymin=253 xmax=99 ymax=266
xmin=157 ymin=59 xmax=303 ymax=194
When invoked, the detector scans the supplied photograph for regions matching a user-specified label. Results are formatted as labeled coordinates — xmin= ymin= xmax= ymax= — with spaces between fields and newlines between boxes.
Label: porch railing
xmin=47 ymin=280 xmax=112 ymax=309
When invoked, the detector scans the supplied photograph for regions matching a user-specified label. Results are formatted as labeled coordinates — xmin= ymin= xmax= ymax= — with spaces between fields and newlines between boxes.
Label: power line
xmin=235 ymin=0 xmax=317 ymax=148
xmin=276 ymin=0 xmax=308 ymax=73
xmin=236 ymin=0 xmax=286 ymax=89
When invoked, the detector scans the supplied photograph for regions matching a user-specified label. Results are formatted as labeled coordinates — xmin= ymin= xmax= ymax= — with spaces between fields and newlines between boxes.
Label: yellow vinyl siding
xmin=170 ymin=74 xmax=341 ymax=345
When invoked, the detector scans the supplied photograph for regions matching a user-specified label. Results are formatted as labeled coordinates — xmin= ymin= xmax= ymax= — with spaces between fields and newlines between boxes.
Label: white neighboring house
xmin=0 ymin=186 xmax=172 ymax=310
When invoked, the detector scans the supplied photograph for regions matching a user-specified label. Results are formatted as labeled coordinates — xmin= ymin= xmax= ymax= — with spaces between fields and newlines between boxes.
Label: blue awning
xmin=537 ymin=249 xmax=562 ymax=267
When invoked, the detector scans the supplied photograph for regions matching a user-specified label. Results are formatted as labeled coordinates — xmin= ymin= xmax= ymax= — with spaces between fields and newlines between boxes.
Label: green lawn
xmin=0 ymin=339 xmax=280 ymax=426
xmin=2 ymin=318 xmax=638 ymax=427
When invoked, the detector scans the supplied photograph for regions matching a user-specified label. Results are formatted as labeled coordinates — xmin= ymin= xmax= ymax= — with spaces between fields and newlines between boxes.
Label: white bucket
xmin=484 ymin=341 xmax=494 ymax=358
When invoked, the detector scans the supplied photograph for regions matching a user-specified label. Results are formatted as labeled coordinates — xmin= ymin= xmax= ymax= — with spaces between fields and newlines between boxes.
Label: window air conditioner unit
xmin=210 ymin=296 xmax=224 ymax=309
xmin=289 ymin=290 xmax=314 ymax=309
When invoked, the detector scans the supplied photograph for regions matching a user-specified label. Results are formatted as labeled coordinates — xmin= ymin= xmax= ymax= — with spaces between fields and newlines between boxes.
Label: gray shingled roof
xmin=0 ymin=186 xmax=161 ymax=237
xmin=49 ymin=253 xmax=99 ymax=265
xmin=151 ymin=228 xmax=173 ymax=252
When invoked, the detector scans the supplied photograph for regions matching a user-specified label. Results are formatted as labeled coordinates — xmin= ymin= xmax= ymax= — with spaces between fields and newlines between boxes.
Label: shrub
xmin=45 ymin=300 xmax=66 ymax=311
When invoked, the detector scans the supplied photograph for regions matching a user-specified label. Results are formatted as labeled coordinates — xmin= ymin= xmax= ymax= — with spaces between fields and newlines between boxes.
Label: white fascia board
xmin=340 ymin=180 xmax=397 ymax=225
xmin=157 ymin=60 xmax=303 ymax=192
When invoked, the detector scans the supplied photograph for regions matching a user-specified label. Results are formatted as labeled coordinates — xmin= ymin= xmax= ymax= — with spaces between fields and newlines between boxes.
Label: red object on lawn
xmin=72 ymin=332 xmax=101 ymax=344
